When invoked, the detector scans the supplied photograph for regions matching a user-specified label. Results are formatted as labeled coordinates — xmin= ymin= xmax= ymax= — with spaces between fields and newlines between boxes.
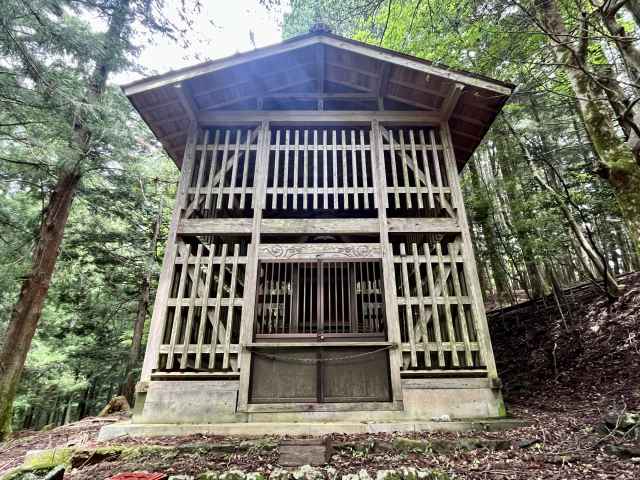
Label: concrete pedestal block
xmin=135 ymin=380 xmax=243 ymax=424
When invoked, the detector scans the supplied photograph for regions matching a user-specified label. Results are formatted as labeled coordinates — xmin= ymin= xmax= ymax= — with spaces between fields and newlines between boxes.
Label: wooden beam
xmin=174 ymin=83 xmax=198 ymax=124
xmin=261 ymin=218 xmax=379 ymax=235
xmin=318 ymin=36 xmax=513 ymax=95
xmin=385 ymin=93 xmax=437 ymax=111
xmin=263 ymin=93 xmax=377 ymax=101
xmin=440 ymin=83 xmax=464 ymax=121
xmin=377 ymin=63 xmax=392 ymax=110
xmin=258 ymin=243 xmax=383 ymax=260
xmin=197 ymin=110 xmax=441 ymax=125
xmin=317 ymin=43 xmax=325 ymax=110
xmin=193 ymin=62 xmax=317 ymax=104
xmin=387 ymin=218 xmax=460 ymax=233
xmin=179 ymin=218 xmax=253 ymax=235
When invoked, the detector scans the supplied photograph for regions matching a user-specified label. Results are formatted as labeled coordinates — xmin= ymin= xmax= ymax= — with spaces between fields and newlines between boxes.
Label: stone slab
xmin=98 ymin=419 xmax=530 ymax=441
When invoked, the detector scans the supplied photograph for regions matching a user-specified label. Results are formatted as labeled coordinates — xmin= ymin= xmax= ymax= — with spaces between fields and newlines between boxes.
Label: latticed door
xmin=254 ymin=260 xmax=385 ymax=339
xmin=249 ymin=259 xmax=391 ymax=404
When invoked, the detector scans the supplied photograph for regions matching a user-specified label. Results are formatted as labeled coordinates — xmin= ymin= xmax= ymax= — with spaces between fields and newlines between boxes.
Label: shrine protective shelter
xmin=122 ymin=30 xmax=514 ymax=425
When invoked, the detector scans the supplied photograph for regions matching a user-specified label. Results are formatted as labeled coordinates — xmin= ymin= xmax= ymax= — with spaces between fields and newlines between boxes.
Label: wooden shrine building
xmin=122 ymin=30 xmax=514 ymax=427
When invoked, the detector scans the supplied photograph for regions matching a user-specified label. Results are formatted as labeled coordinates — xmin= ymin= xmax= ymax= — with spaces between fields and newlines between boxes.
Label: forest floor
xmin=1 ymin=273 xmax=638 ymax=480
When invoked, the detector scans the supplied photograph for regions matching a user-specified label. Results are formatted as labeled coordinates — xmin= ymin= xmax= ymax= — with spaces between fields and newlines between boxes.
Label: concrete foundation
xmin=98 ymin=418 xmax=528 ymax=441
xmin=98 ymin=377 xmax=509 ymax=440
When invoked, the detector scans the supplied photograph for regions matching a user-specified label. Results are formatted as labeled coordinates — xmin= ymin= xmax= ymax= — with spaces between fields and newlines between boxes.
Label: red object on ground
xmin=108 ymin=473 xmax=167 ymax=480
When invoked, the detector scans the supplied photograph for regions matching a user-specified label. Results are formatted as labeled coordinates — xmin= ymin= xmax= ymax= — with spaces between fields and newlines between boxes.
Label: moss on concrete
xmin=22 ymin=448 xmax=74 ymax=470
xmin=390 ymin=438 xmax=431 ymax=453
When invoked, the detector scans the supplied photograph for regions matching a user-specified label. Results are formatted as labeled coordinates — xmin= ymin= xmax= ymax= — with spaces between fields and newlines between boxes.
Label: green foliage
xmin=0 ymin=0 xmax=183 ymax=429
xmin=283 ymin=0 xmax=637 ymax=305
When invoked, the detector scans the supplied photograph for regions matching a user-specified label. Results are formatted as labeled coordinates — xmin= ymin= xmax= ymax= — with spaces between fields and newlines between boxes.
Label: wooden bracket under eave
xmin=174 ymin=82 xmax=199 ymax=125
xmin=440 ymin=83 xmax=465 ymax=122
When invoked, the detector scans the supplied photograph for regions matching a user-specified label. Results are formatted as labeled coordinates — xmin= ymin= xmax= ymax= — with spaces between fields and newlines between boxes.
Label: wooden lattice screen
xmin=185 ymin=126 xmax=260 ymax=219
xmin=392 ymin=237 xmax=484 ymax=371
xmin=264 ymin=127 xmax=377 ymax=213
xmin=380 ymin=126 xmax=455 ymax=218
xmin=156 ymin=239 xmax=249 ymax=375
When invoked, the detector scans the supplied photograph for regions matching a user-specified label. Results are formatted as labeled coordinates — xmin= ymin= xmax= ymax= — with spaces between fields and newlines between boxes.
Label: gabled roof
xmin=123 ymin=32 xmax=514 ymax=168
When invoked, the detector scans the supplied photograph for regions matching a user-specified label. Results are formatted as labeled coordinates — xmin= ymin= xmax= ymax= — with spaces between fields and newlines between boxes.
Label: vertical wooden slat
xmin=275 ymin=262 xmax=282 ymax=333
xmin=302 ymin=262 xmax=307 ymax=333
xmin=271 ymin=129 xmax=281 ymax=209
xmin=388 ymin=128 xmax=401 ymax=208
xmin=360 ymin=129 xmax=370 ymax=209
xmin=192 ymin=129 xmax=210 ymax=214
xmin=369 ymin=128 xmax=380 ymax=209
xmin=424 ymin=242 xmax=444 ymax=367
xmin=449 ymin=240 xmax=473 ymax=366
xmin=429 ymin=129 xmax=446 ymax=210
xmin=239 ymin=128 xmax=251 ymax=209
xmin=237 ymin=120 xmax=269 ymax=411
xmin=341 ymin=130 xmax=349 ymax=209
xmin=398 ymin=244 xmax=417 ymax=367
xmin=283 ymin=129 xmax=290 ymax=210
xmin=332 ymin=130 xmax=339 ymax=209
xmin=216 ymin=129 xmax=231 ymax=210
xmin=411 ymin=243 xmax=428 ymax=367
xmin=419 ymin=129 xmax=435 ymax=209
xmin=204 ymin=129 xmax=220 ymax=212
xmin=293 ymin=129 xmax=299 ymax=210
xmin=350 ymin=130 xmax=359 ymax=209
xmin=195 ymin=243 xmax=215 ymax=369
xmin=180 ymin=243 xmax=203 ymax=368
xmin=409 ymin=129 xmax=424 ymax=209
xmin=303 ymin=129 xmax=309 ymax=210
xmin=209 ymin=243 xmax=228 ymax=369
xmin=398 ymin=129 xmax=412 ymax=209
xmin=227 ymin=129 xmax=241 ymax=209
xmin=222 ymin=244 xmax=240 ymax=369
xmin=323 ymin=129 xmax=329 ymax=209
xmin=312 ymin=130 xmax=318 ymax=209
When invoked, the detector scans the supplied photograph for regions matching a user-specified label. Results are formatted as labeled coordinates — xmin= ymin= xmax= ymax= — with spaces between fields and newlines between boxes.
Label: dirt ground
xmin=1 ymin=274 xmax=638 ymax=479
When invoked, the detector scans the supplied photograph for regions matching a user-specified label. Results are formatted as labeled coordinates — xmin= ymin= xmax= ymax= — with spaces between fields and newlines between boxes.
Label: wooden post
xmin=440 ymin=122 xmax=498 ymax=380
xmin=237 ymin=120 xmax=270 ymax=412
xmin=371 ymin=120 xmax=404 ymax=405
xmin=139 ymin=122 xmax=199 ymax=383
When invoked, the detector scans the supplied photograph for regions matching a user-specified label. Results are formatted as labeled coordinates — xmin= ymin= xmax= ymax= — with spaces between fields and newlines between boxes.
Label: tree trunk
xmin=537 ymin=0 xmax=640 ymax=246
xmin=0 ymin=0 xmax=132 ymax=441
xmin=0 ymin=170 xmax=81 ymax=439
xmin=121 ymin=275 xmax=150 ymax=405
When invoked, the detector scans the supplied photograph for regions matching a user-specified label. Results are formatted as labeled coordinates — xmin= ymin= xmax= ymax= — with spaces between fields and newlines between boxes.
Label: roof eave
xmin=121 ymin=32 xmax=514 ymax=98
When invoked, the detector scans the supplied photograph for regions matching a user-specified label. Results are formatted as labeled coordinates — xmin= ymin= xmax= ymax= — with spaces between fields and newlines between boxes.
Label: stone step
xmin=98 ymin=419 xmax=530 ymax=441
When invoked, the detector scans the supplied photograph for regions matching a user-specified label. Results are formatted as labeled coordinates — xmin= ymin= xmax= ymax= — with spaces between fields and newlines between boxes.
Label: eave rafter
xmin=439 ymin=83 xmax=464 ymax=121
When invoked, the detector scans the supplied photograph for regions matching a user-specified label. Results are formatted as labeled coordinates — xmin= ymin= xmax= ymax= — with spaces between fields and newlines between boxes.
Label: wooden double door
xmin=249 ymin=259 xmax=392 ymax=404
